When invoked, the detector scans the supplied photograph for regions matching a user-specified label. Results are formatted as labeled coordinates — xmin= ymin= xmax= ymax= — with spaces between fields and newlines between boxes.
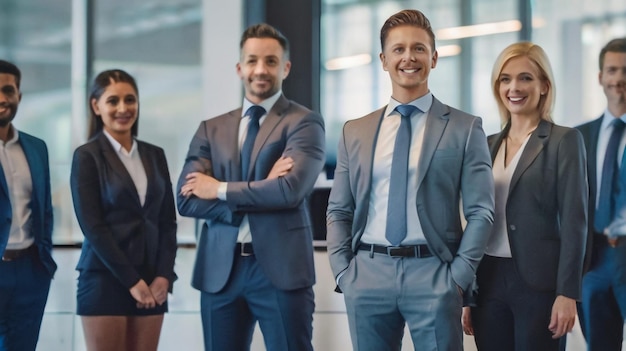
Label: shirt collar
xmin=241 ymin=90 xmax=282 ymax=118
xmin=601 ymin=109 xmax=626 ymax=131
xmin=1 ymin=125 xmax=19 ymax=146
xmin=385 ymin=92 xmax=433 ymax=118
xmin=103 ymin=129 xmax=137 ymax=155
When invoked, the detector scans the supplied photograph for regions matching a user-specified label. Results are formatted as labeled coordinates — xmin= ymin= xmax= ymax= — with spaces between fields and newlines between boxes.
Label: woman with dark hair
xmin=70 ymin=69 xmax=177 ymax=351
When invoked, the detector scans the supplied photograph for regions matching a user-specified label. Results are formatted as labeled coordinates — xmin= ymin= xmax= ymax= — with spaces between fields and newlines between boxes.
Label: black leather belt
xmin=358 ymin=243 xmax=432 ymax=258
xmin=2 ymin=245 xmax=37 ymax=262
xmin=235 ymin=242 xmax=254 ymax=256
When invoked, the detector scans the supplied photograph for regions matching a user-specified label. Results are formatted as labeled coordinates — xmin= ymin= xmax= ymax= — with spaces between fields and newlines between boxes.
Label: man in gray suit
xmin=326 ymin=9 xmax=494 ymax=351
xmin=177 ymin=23 xmax=325 ymax=351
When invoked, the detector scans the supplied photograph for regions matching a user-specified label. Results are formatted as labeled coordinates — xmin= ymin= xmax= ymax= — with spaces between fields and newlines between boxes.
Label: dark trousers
xmin=581 ymin=237 xmax=626 ymax=351
xmin=471 ymin=255 xmax=561 ymax=351
xmin=0 ymin=251 xmax=51 ymax=351
xmin=199 ymin=254 xmax=314 ymax=351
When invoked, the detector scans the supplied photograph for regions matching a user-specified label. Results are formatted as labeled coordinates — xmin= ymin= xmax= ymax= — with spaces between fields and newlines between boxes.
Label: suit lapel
xmin=137 ymin=142 xmax=154 ymax=209
xmin=246 ymin=96 xmax=289 ymax=179
xmin=97 ymin=133 xmax=142 ymax=207
xmin=509 ymin=119 xmax=551 ymax=196
xmin=19 ymin=132 xmax=43 ymax=234
xmin=0 ymin=159 xmax=7 ymax=199
xmin=416 ymin=98 xmax=449 ymax=190
xmin=587 ymin=117 xmax=603 ymax=197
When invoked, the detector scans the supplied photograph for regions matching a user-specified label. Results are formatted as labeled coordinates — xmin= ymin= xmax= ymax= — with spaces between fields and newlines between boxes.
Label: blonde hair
xmin=491 ymin=42 xmax=555 ymax=125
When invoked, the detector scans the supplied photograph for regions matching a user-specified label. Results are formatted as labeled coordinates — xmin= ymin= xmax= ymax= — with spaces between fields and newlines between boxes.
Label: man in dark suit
xmin=576 ymin=37 xmax=626 ymax=350
xmin=177 ymin=23 xmax=325 ymax=351
xmin=0 ymin=60 xmax=57 ymax=350
xmin=326 ymin=9 xmax=494 ymax=351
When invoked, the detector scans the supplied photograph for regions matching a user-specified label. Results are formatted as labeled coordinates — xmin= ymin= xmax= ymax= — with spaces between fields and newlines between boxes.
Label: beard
xmin=0 ymin=104 xmax=17 ymax=127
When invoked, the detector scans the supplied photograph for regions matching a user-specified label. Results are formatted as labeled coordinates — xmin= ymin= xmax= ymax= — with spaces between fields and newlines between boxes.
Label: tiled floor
xmin=38 ymin=247 xmax=588 ymax=350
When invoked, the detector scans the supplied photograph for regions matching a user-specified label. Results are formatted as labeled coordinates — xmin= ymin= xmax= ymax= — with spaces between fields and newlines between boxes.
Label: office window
xmin=321 ymin=0 xmax=626 ymax=152
xmin=1 ymin=0 xmax=202 ymax=244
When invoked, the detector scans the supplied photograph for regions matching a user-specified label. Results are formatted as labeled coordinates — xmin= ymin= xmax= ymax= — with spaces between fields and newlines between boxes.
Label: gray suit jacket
xmin=488 ymin=120 xmax=587 ymax=299
xmin=327 ymin=97 xmax=495 ymax=291
xmin=177 ymin=95 xmax=325 ymax=293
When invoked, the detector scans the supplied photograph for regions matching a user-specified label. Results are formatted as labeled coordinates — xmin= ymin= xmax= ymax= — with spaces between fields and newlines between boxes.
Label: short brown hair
xmin=599 ymin=37 xmax=626 ymax=71
xmin=240 ymin=23 xmax=290 ymax=60
xmin=380 ymin=9 xmax=435 ymax=52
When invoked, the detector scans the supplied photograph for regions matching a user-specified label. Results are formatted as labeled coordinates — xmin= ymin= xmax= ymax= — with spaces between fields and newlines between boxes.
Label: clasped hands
xmin=179 ymin=156 xmax=294 ymax=199
xmin=129 ymin=277 xmax=169 ymax=309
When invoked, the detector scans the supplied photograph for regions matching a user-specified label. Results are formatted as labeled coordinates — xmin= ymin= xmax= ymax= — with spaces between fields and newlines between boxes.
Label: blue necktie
xmin=595 ymin=119 xmax=625 ymax=232
xmin=386 ymin=104 xmax=418 ymax=246
xmin=241 ymin=105 xmax=266 ymax=180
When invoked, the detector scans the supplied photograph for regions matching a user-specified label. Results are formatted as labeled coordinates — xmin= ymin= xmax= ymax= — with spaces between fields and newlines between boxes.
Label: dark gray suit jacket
xmin=326 ymin=97 xmax=495 ymax=291
xmin=488 ymin=120 xmax=587 ymax=299
xmin=0 ymin=131 xmax=56 ymax=277
xmin=177 ymin=95 xmax=325 ymax=293
xmin=70 ymin=133 xmax=178 ymax=290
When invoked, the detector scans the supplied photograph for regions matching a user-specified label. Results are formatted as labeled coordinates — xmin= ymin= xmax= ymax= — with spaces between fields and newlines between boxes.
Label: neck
xmin=608 ymin=101 xmax=626 ymax=118
xmin=509 ymin=114 xmax=541 ymax=138
xmin=108 ymin=131 xmax=133 ymax=152
xmin=0 ymin=124 xmax=13 ymax=143
xmin=391 ymin=86 xmax=429 ymax=104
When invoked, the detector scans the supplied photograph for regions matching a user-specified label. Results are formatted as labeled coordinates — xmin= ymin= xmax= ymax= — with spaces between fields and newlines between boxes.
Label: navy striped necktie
xmin=595 ymin=118 xmax=625 ymax=232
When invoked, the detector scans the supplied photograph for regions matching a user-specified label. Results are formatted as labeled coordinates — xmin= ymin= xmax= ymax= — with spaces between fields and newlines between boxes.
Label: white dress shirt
xmin=103 ymin=130 xmax=147 ymax=206
xmin=0 ymin=126 xmax=34 ymax=250
xmin=360 ymin=93 xmax=432 ymax=246
xmin=485 ymin=134 xmax=531 ymax=257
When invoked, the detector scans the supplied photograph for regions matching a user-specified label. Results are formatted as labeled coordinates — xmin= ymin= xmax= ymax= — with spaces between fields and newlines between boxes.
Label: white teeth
xmin=402 ymin=69 xmax=417 ymax=73
xmin=509 ymin=97 xmax=524 ymax=102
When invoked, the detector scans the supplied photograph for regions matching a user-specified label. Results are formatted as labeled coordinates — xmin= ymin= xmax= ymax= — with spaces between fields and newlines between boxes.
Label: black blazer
xmin=487 ymin=120 xmax=588 ymax=299
xmin=70 ymin=133 xmax=177 ymax=290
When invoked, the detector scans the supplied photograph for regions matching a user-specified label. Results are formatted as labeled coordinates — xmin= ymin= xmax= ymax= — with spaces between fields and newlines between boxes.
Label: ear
xmin=282 ymin=60 xmax=292 ymax=79
xmin=90 ymin=98 xmax=100 ymax=115
xmin=541 ymin=80 xmax=550 ymax=96
xmin=236 ymin=62 xmax=243 ymax=80
xmin=598 ymin=70 xmax=603 ymax=86
xmin=431 ymin=50 xmax=439 ymax=69
xmin=380 ymin=52 xmax=388 ymax=72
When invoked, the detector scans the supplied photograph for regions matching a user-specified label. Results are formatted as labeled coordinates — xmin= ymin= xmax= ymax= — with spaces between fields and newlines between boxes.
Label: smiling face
xmin=497 ymin=56 xmax=548 ymax=120
xmin=237 ymin=37 xmax=291 ymax=104
xmin=379 ymin=25 xmax=438 ymax=103
xmin=0 ymin=73 xmax=21 ymax=128
xmin=90 ymin=80 xmax=138 ymax=139
xmin=599 ymin=51 xmax=626 ymax=112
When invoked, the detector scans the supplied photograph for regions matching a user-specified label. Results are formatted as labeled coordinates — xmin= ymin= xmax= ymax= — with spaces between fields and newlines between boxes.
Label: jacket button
xmin=509 ymin=224 xmax=516 ymax=231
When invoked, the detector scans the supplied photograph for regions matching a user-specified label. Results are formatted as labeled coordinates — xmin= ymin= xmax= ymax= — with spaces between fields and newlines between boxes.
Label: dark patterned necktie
xmin=241 ymin=105 xmax=266 ymax=180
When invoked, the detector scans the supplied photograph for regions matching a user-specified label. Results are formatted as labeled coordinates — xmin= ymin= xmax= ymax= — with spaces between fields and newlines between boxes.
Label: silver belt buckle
xmin=240 ymin=243 xmax=253 ymax=257
xmin=386 ymin=246 xmax=403 ymax=257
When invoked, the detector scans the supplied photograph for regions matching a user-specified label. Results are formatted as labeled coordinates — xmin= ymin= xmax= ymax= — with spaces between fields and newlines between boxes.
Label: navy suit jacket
xmin=70 ymin=133 xmax=177 ymax=290
xmin=488 ymin=120 xmax=588 ymax=299
xmin=577 ymin=115 xmax=612 ymax=271
xmin=177 ymin=95 xmax=325 ymax=293
xmin=0 ymin=131 xmax=56 ymax=277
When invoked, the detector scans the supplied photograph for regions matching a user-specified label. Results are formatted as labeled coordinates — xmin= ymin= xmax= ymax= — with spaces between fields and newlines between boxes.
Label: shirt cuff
xmin=217 ymin=182 xmax=227 ymax=200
